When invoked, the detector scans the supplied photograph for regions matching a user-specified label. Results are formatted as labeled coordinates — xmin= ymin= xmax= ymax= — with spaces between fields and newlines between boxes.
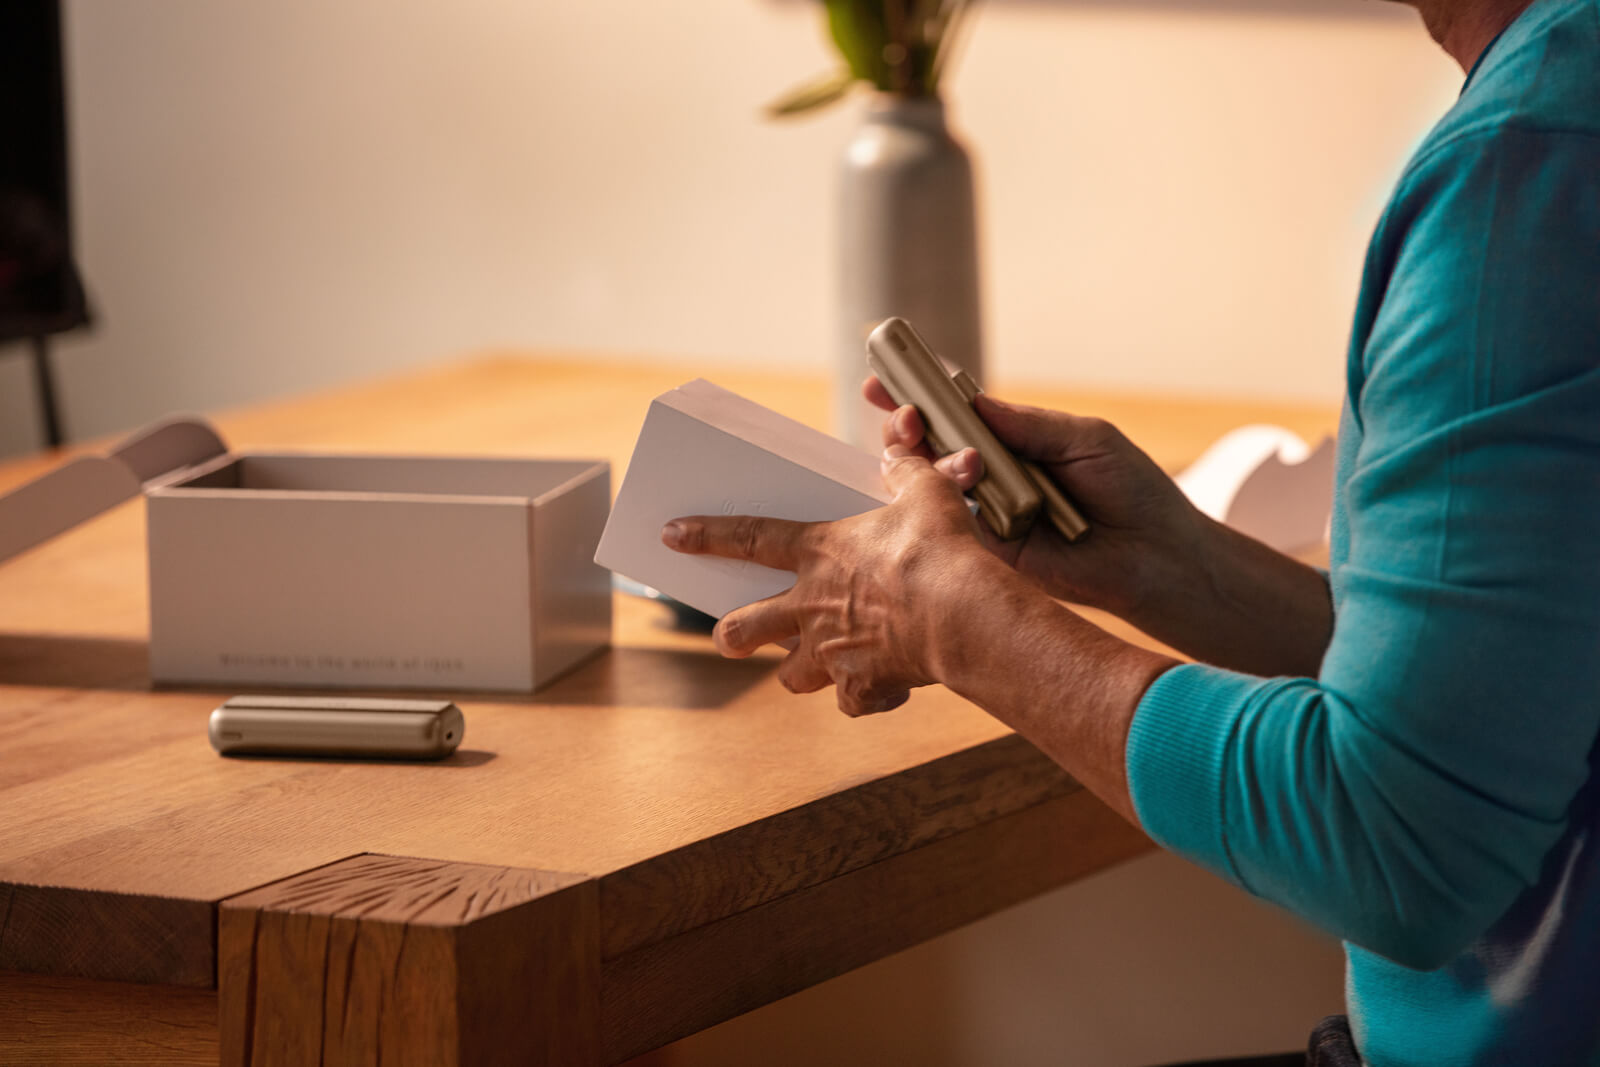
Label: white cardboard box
xmin=0 ymin=418 xmax=612 ymax=693
xmin=596 ymin=379 xmax=890 ymax=619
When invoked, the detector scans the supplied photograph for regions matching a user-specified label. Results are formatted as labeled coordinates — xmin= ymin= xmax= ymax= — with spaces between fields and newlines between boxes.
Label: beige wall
xmin=5 ymin=0 xmax=1460 ymax=1059
xmin=2 ymin=0 xmax=1459 ymax=458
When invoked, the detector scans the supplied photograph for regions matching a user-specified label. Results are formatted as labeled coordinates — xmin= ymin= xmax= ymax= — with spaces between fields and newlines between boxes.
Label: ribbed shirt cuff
xmin=1127 ymin=662 xmax=1266 ymax=887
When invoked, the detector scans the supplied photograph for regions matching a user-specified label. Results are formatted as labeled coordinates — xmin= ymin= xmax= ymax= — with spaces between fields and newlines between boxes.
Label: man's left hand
xmin=661 ymin=447 xmax=996 ymax=717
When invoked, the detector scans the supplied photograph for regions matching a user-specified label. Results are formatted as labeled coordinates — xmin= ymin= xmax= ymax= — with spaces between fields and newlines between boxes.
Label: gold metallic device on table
xmin=866 ymin=316 xmax=1090 ymax=543
xmin=208 ymin=695 xmax=464 ymax=760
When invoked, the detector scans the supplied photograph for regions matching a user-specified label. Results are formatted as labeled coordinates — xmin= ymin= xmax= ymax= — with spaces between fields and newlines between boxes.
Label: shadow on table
xmin=0 ymin=633 xmax=778 ymax=713
xmin=0 ymin=633 xmax=148 ymax=690
xmin=535 ymin=647 xmax=777 ymax=711
xmin=216 ymin=748 xmax=497 ymax=768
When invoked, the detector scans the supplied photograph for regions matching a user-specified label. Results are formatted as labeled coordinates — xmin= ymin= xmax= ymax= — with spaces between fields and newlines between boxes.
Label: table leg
xmin=218 ymin=854 xmax=599 ymax=1066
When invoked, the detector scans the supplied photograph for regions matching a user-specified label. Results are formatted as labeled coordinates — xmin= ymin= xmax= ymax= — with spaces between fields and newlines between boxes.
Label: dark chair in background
xmin=1 ymin=0 xmax=92 ymax=449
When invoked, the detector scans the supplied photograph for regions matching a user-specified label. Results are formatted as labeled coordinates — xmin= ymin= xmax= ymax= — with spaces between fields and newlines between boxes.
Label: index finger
xmin=661 ymin=514 xmax=809 ymax=571
xmin=862 ymin=375 xmax=897 ymax=413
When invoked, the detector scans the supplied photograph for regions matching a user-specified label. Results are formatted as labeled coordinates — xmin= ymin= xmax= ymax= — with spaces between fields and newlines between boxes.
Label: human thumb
xmin=973 ymin=393 xmax=1078 ymax=465
xmin=880 ymin=444 xmax=938 ymax=499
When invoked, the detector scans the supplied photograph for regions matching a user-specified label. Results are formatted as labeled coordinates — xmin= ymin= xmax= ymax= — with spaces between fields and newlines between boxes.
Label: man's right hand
xmin=865 ymin=375 xmax=1203 ymax=622
xmin=864 ymin=376 xmax=1335 ymax=677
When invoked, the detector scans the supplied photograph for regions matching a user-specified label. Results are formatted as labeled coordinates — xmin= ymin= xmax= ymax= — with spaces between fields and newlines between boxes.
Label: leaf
xmin=928 ymin=0 xmax=975 ymax=89
xmin=765 ymin=69 xmax=857 ymax=118
xmin=825 ymin=0 xmax=887 ymax=87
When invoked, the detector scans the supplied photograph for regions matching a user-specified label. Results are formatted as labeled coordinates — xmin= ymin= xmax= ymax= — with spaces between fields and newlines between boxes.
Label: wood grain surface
xmin=0 ymin=969 xmax=218 ymax=1065
xmin=0 ymin=880 xmax=214 ymax=987
xmin=599 ymin=788 xmax=1151 ymax=1063
xmin=0 ymin=356 xmax=1339 ymax=1060
xmin=218 ymin=854 xmax=597 ymax=1066
xmin=596 ymin=732 xmax=1078 ymax=959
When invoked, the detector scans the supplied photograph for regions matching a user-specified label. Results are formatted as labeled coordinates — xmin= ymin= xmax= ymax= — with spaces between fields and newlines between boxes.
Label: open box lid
xmin=0 ymin=417 xmax=228 ymax=567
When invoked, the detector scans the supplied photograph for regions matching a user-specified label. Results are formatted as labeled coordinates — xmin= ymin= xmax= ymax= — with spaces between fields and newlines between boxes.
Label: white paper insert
xmin=595 ymin=380 xmax=889 ymax=619
xmin=1175 ymin=425 xmax=1335 ymax=553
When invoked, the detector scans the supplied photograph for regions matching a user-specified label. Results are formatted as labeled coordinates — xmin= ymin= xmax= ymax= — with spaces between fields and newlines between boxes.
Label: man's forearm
xmin=1127 ymin=517 xmax=1333 ymax=679
xmin=932 ymin=555 xmax=1180 ymax=825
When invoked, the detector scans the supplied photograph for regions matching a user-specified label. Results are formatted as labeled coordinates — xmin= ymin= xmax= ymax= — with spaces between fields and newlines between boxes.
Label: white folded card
xmin=595 ymin=380 xmax=890 ymax=619
xmin=1175 ymin=425 xmax=1336 ymax=553
xmin=595 ymin=381 xmax=1336 ymax=620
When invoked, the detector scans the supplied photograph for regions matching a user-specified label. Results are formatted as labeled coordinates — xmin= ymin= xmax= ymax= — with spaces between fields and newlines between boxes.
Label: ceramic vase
xmin=836 ymin=92 xmax=984 ymax=448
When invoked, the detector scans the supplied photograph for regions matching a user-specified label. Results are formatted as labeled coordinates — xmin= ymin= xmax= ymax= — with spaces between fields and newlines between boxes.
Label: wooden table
xmin=0 ymin=357 xmax=1338 ymax=1065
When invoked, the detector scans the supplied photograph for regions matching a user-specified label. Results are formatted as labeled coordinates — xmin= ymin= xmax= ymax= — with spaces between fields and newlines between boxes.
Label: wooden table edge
xmin=0 ymin=730 xmax=1078 ymax=985
xmin=3 ymin=787 xmax=1150 ymax=1065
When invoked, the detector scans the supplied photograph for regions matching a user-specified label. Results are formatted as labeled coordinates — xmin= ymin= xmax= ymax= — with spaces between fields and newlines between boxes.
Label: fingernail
xmin=955 ymin=450 xmax=977 ymax=476
xmin=660 ymin=521 xmax=684 ymax=549
xmin=893 ymin=406 xmax=913 ymax=435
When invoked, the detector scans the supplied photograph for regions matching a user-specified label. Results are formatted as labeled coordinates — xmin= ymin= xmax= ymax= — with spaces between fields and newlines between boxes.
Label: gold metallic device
xmin=208 ymin=695 xmax=464 ymax=760
xmin=865 ymin=317 xmax=1090 ymax=543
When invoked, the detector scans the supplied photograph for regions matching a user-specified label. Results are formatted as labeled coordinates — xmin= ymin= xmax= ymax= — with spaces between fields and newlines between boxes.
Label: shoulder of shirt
xmin=1393 ymin=0 xmax=1600 ymax=194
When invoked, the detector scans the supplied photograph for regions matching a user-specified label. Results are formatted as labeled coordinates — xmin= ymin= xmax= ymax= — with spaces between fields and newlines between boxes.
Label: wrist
xmin=924 ymin=547 xmax=1178 ymax=826
xmin=923 ymin=549 xmax=1050 ymax=692
xmin=1115 ymin=506 xmax=1228 ymax=631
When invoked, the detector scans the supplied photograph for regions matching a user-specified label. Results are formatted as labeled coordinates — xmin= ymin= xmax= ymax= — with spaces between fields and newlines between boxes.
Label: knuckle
xmin=917 ymin=465 xmax=955 ymax=495
xmin=838 ymin=674 xmax=873 ymax=705
xmin=881 ymin=411 xmax=904 ymax=447
xmin=871 ymin=688 xmax=910 ymax=714
xmin=889 ymin=536 xmax=928 ymax=574
xmin=1081 ymin=416 xmax=1120 ymax=448
xmin=716 ymin=615 xmax=745 ymax=652
xmin=733 ymin=516 xmax=764 ymax=560
xmin=889 ymin=456 xmax=939 ymax=492
xmin=780 ymin=656 xmax=823 ymax=694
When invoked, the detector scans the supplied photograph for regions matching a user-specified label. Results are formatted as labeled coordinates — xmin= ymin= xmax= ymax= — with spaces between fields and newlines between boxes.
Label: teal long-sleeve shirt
xmin=1125 ymin=1 xmax=1600 ymax=1063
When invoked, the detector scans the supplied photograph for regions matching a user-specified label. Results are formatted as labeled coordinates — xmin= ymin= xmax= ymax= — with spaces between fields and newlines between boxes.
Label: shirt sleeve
xmin=1126 ymin=126 xmax=1600 ymax=971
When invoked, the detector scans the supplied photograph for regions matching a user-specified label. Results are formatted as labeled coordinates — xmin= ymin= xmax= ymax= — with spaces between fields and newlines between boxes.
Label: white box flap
xmin=0 ymin=416 xmax=227 ymax=566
